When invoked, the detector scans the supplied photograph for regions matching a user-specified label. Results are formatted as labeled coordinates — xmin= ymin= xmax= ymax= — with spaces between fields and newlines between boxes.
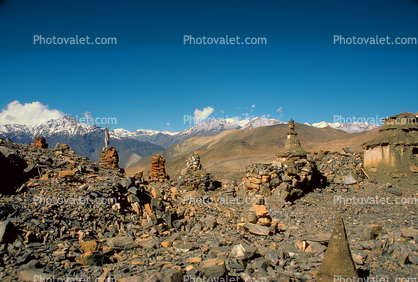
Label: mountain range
xmin=306 ymin=121 xmax=380 ymax=133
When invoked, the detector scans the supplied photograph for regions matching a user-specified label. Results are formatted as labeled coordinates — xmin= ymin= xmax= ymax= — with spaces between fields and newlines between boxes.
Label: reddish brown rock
xmin=32 ymin=136 xmax=48 ymax=148
xmin=59 ymin=170 xmax=76 ymax=180
xmin=99 ymin=147 xmax=119 ymax=168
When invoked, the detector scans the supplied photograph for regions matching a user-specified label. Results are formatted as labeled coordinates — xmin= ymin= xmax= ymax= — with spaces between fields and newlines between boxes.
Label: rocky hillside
xmin=1 ymin=138 xmax=418 ymax=281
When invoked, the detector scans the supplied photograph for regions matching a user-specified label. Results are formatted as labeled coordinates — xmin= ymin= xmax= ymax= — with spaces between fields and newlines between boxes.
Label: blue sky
xmin=0 ymin=0 xmax=417 ymax=132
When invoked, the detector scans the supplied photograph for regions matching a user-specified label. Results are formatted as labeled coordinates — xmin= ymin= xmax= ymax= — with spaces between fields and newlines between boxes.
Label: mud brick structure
xmin=362 ymin=111 xmax=418 ymax=174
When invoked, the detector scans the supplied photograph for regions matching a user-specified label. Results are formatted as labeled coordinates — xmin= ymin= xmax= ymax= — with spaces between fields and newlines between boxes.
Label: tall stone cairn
xmin=99 ymin=147 xmax=119 ymax=168
xmin=32 ymin=137 xmax=48 ymax=148
xmin=150 ymin=154 xmax=167 ymax=181
xmin=186 ymin=152 xmax=203 ymax=171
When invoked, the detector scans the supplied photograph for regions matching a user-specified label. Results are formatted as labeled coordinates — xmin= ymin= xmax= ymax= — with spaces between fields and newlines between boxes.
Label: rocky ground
xmin=1 ymin=139 xmax=418 ymax=281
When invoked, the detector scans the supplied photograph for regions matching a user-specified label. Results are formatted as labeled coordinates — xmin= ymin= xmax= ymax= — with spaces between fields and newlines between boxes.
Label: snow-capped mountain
xmin=113 ymin=128 xmax=178 ymax=137
xmin=112 ymin=128 xmax=179 ymax=144
xmin=0 ymin=115 xmax=164 ymax=168
xmin=180 ymin=116 xmax=283 ymax=135
xmin=308 ymin=121 xmax=380 ymax=133
xmin=241 ymin=116 xmax=284 ymax=130
xmin=0 ymin=115 xmax=105 ymax=141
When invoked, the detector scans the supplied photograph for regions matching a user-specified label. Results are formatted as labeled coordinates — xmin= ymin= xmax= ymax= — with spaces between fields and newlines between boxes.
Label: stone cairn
xmin=237 ymin=195 xmax=278 ymax=236
xmin=99 ymin=128 xmax=119 ymax=168
xmin=150 ymin=154 xmax=168 ymax=181
xmin=178 ymin=152 xmax=214 ymax=190
xmin=242 ymin=119 xmax=320 ymax=205
xmin=186 ymin=151 xmax=202 ymax=171
xmin=54 ymin=143 xmax=71 ymax=154
xmin=32 ymin=136 xmax=48 ymax=148
xmin=99 ymin=147 xmax=119 ymax=168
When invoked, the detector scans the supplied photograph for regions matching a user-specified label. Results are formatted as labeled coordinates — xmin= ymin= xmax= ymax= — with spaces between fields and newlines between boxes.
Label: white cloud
xmin=220 ymin=110 xmax=224 ymax=114
xmin=194 ymin=106 xmax=214 ymax=121
xmin=276 ymin=107 xmax=283 ymax=112
xmin=83 ymin=111 xmax=94 ymax=123
xmin=252 ymin=105 xmax=256 ymax=108
xmin=0 ymin=100 xmax=64 ymax=126
xmin=166 ymin=122 xmax=170 ymax=126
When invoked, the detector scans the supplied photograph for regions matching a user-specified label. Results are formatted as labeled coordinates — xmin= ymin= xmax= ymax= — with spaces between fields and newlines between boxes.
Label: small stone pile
xmin=118 ymin=177 xmax=184 ymax=232
xmin=313 ymin=148 xmax=366 ymax=191
xmin=31 ymin=137 xmax=47 ymax=149
xmin=149 ymin=154 xmax=168 ymax=181
xmin=237 ymin=195 xmax=278 ymax=236
xmin=178 ymin=152 xmax=215 ymax=190
xmin=99 ymin=147 xmax=119 ymax=168
xmin=54 ymin=143 xmax=71 ymax=154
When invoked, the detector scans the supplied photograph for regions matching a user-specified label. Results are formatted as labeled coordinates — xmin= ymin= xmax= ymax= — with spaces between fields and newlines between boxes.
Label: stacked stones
xmin=313 ymin=148 xmax=366 ymax=191
xmin=99 ymin=147 xmax=119 ymax=168
xmin=149 ymin=154 xmax=168 ymax=181
xmin=178 ymin=152 xmax=214 ymax=190
xmin=243 ymin=119 xmax=321 ymax=204
xmin=237 ymin=195 xmax=277 ymax=236
xmin=186 ymin=151 xmax=202 ymax=171
xmin=99 ymin=128 xmax=119 ymax=168
xmin=31 ymin=136 xmax=48 ymax=148
xmin=54 ymin=143 xmax=71 ymax=154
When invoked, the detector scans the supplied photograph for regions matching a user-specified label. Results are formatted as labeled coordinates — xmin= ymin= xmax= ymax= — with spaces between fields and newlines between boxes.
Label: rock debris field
xmin=1 ymin=139 xmax=418 ymax=282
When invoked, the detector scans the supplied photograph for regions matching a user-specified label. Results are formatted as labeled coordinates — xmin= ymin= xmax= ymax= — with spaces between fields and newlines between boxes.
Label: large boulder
xmin=0 ymin=146 xmax=38 ymax=194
